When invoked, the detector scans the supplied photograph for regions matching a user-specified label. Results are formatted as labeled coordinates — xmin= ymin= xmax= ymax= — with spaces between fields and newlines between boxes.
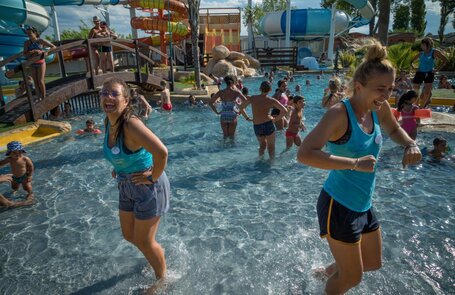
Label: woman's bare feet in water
xmin=313 ymin=263 xmax=337 ymax=280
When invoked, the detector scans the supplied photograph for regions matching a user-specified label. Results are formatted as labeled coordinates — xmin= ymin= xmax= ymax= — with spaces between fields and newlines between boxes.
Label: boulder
xmin=212 ymin=45 xmax=230 ymax=60
xmin=243 ymin=68 xmax=257 ymax=77
xmin=227 ymin=51 xmax=246 ymax=61
xmin=244 ymin=54 xmax=260 ymax=69
xmin=204 ymin=58 xmax=217 ymax=75
xmin=234 ymin=67 xmax=244 ymax=77
xmin=242 ymin=58 xmax=250 ymax=67
xmin=232 ymin=60 xmax=247 ymax=69
xmin=212 ymin=60 xmax=236 ymax=77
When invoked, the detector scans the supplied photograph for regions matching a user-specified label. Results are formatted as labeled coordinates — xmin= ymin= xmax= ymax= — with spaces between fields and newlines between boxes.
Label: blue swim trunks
xmin=253 ymin=120 xmax=275 ymax=137
xmin=116 ymin=170 xmax=170 ymax=220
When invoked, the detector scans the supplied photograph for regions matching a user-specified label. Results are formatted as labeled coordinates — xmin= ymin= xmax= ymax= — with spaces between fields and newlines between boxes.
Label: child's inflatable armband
xmin=414 ymin=109 xmax=432 ymax=119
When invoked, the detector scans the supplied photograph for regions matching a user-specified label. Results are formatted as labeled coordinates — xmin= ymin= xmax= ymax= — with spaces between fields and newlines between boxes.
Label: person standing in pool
xmin=100 ymin=78 xmax=170 ymax=280
xmin=271 ymin=79 xmax=289 ymax=130
xmin=410 ymin=37 xmax=447 ymax=108
xmin=239 ymin=81 xmax=287 ymax=159
xmin=209 ymin=75 xmax=252 ymax=139
xmin=297 ymin=41 xmax=422 ymax=294
xmin=23 ymin=26 xmax=55 ymax=101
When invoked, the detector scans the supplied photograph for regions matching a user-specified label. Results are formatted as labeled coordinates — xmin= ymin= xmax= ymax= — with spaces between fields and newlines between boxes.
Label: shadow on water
xmin=69 ymin=272 xmax=133 ymax=295
xmin=33 ymin=150 xmax=104 ymax=169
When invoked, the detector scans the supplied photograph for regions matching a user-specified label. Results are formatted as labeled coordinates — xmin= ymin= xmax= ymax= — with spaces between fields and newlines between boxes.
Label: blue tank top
xmin=103 ymin=122 xmax=152 ymax=174
xmin=323 ymin=99 xmax=382 ymax=212
xmin=418 ymin=49 xmax=435 ymax=73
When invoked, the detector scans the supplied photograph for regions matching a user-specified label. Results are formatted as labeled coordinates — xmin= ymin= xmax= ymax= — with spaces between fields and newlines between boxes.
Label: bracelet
xmin=146 ymin=175 xmax=156 ymax=184
xmin=351 ymin=158 xmax=359 ymax=171
xmin=404 ymin=143 xmax=418 ymax=151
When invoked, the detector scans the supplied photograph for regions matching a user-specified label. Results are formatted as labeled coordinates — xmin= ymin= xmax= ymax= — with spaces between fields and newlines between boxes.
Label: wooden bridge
xmin=0 ymin=38 xmax=169 ymax=125
xmin=255 ymin=47 xmax=297 ymax=69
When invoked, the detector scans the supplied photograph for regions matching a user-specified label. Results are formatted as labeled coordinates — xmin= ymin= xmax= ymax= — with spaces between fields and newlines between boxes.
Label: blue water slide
xmin=0 ymin=0 xmax=50 ymax=57
xmin=259 ymin=0 xmax=375 ymax=39
xmin=0 ymin=0 xmax=120 ymax=58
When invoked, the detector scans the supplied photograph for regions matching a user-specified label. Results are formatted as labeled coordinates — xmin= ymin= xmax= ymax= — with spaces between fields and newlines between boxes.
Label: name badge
xmin=111 ymin=146 xmax=120 ymax=155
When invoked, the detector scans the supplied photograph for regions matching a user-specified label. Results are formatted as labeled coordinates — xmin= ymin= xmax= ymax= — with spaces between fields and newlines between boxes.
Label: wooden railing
xmin=0 ymin=38 xmax=169 ymax=121
xmin=255 ymin=47 xmax=297 ymax=68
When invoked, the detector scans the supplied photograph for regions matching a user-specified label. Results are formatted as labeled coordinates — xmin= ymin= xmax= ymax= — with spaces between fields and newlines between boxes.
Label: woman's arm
xmin=297 ymin=105 xmax=377 ymax=172
xmin=410 ymin=52 xmax=420 ymax=70
xmin=235 ymin=89 xmax=252 ymax=121
xmin=40 ymin=39 xmax=56 ymax=50
xmin=238 ymin=98 xmax=251 ymax=120
xmin=434 ymin=49 xmax=448 ymax=72
xmin=271 ymin=99 xmax=288 ymax=123
xmin=377 ymin=101 xmax=422 ymax=166
xmin=127 ymin=118 xmax=168 ymax=182
xmin=208 ymin=91 xmax=222 ymax=114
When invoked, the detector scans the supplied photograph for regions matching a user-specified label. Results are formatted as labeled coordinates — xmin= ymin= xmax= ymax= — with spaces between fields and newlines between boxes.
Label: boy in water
xmin=285 ymin=95 xmax=306 ymax=150
xmin=159 ymin=81 xmax=172 ymax=111
xmin=239 ymin=81 xmax=287 ymax=159
xmin=0 ymin=141 xmax=34 ymax=200
xmin=428 ymin=137 xmax=448 ymax=160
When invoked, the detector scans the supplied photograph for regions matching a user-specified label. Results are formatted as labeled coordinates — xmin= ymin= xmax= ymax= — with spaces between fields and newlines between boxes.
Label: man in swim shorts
xmin=239 ymin=81 xmax=287 ymax=159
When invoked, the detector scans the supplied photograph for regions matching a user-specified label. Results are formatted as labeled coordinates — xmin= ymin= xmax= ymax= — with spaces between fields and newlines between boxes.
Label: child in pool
xmin=285 ymin=95 xmax=306 ymax=149
xmin=428 ymin=137 xmax=448 ymax=160
xmin=397 ymin=90 xmax=420 ymax=140
xmin=0 ymin=141 xmax=34 ymax=200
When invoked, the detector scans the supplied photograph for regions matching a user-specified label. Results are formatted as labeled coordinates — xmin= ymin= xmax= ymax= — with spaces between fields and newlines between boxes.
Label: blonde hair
xmin=347 ymin=40 xmax=395 ymax=95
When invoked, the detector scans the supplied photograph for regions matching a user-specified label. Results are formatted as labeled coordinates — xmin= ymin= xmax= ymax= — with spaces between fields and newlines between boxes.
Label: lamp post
xmin=284 ymin=0 xmax=291 ymax=48
xmin=327 ymin=2 xmax=337 ymax=66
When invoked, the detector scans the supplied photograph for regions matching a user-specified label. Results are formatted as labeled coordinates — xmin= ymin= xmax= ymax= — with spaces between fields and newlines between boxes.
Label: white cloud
xmin=39 ymin=0 xmax=454 ymax=40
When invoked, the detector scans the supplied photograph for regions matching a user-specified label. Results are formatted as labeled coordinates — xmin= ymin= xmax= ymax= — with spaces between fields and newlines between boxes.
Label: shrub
xmin=387 ymin=43 xmax=419 ymax=72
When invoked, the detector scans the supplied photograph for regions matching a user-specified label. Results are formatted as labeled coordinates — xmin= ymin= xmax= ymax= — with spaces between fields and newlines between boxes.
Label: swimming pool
xmin=1 ymin=74 xmax=454 ymax=294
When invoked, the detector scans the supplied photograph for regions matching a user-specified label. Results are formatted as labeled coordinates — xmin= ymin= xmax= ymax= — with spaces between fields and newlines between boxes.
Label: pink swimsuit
xmin=400 ymin=106 xmax=418 ymax=135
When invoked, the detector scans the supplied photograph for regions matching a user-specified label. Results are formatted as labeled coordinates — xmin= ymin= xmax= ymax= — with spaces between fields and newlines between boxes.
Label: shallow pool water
xmin=1 ymin=74 xmax=454 ymax=295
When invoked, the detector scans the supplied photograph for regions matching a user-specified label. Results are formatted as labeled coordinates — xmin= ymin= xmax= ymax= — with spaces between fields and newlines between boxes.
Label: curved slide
xmin=0 ymin=0 xmax=119 ymax=58
xmin=129 ymin=0 xmax=190 ymax=46
xmin=0 ymin=0 xmax=50 ymax=57
xmin=259 ymin=0 xmax=374 ymax=38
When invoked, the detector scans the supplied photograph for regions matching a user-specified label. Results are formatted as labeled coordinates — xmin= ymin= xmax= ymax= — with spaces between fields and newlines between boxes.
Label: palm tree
xmin=377 ymin=0 xmax=391 ymax=45
xmin=186 ymin=0 xmax=202 ymax=89
xmin=244 ymin=2 xmax=257 ymax=55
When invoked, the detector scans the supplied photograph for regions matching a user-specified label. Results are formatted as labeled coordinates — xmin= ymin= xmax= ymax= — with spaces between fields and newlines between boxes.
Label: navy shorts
xmin=412 ymin=71 xmax=435 ymax=84
xmin=117 ymin=171 xmax=170 ymax=220
xmin=317 ymin=189 xmax=379 ymax=243
xmin=254 ymin=120 xmax=275 ymax=137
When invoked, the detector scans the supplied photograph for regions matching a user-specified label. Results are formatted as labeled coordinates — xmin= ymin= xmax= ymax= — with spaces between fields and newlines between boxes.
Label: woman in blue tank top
xmin=410 ymin=37 xmax=447 ymax=108
xmin=101 ymin=78 xmax=170 ymax=281
xmin=297 ymin=41 xmax=422 ymax=294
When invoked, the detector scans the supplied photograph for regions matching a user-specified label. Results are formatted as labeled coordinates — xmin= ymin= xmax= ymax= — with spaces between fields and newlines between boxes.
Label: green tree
xmin=410 ymin=0 xmax=426 ymax=36
xmin=393 ymin=4 xmax=410 ymax=31
xmin=432 ymin=0 xmax=455 ymax=43
xmin=243 ymin=2 xmax=256 ymax=53
xmin=321 ymin=0 xmax=356 ymax=16
xmin=186 ymin=0 xmax=202 ymax=89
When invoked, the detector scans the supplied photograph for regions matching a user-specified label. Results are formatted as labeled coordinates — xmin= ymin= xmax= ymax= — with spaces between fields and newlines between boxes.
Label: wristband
xmin=404 ymin=143 xmax=418 ymax=151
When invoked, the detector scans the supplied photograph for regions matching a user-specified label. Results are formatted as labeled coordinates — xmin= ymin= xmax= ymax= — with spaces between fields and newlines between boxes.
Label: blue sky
xmin=42 ymin=0 xmax=454 ymax=39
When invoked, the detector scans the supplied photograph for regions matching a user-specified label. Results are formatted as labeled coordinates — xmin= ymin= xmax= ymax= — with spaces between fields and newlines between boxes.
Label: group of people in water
xmin=2 ymin=36 xmax=453 ymax=295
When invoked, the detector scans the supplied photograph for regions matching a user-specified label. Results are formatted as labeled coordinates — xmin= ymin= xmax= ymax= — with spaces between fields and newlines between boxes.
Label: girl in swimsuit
xmin=23 ymin=27 xmax=55 ymax=101
xmin=397 ymin=90 xmax=420 ymax=140
xmin=209 ymin=75 xmax=252 ymax=139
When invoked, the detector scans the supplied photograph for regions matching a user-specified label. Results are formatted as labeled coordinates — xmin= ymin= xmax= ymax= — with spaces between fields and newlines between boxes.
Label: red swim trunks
xmin=285 ymin=130 xmax=298 ymax=138
xmin=162 ymin=103 xmax=172 ymax=111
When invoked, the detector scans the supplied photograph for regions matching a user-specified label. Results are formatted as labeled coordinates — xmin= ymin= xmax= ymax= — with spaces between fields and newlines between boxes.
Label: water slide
xmin=129 ymin=0 xmax=190 ymax=46
xmin=0 ymin=0 xmax=119 ymax=58
xmin=259 ymin=0 xmax=374 ymax=39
